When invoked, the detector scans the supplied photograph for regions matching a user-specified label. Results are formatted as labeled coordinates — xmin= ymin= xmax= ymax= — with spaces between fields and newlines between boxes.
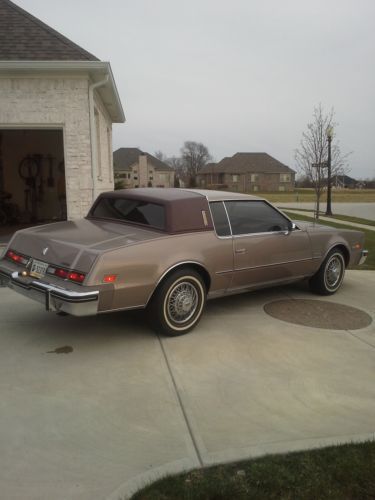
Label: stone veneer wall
xmin=0 ymin=75 xmax=113 ymax=219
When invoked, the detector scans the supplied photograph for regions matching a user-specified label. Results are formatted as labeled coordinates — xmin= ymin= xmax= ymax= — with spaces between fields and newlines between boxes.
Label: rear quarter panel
xmin=87 ymin=231 xmax=233 ymax=311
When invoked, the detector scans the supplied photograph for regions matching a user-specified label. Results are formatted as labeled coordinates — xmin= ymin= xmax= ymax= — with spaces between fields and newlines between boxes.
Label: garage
xmin=0 ymin=129 xmax=66 ymax=242
xmin=0 ymin=0 xmax=125 ymax=245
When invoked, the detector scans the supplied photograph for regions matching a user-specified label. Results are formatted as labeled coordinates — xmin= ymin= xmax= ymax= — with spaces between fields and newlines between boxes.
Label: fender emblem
xmin=42 ymin=247 xmax=49 ymax=256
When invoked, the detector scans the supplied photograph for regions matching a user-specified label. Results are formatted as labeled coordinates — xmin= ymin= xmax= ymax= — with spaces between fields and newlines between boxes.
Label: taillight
xmin=6 ymin=250 xmax=29 ymax=266
xmin=54 ymin=268 xmax=69 ymax=279
xmin=68 ymin=272 xmax=85 ymax=283
xmin=48 ymin=266 xmax=85 ymax=284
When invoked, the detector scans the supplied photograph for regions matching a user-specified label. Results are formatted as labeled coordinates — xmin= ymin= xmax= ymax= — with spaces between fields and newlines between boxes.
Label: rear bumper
xmin=359 ymin=249 xmax=368 ymax=266
xmin=0 ymin=269 xmax=99 ymax=316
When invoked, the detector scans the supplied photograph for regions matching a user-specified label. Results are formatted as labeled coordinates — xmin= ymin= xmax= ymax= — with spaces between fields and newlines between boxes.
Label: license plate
xmin=30 ymin=259 xmax=49 ymax=278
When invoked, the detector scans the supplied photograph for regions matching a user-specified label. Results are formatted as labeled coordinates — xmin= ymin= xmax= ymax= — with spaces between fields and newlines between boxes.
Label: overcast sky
xmin=17 ymin=0 xmax=375 ymax=178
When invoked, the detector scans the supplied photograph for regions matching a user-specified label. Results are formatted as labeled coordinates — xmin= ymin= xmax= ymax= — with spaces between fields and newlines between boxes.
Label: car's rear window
xmin=90 ymin=197 xmax=166 ymax=230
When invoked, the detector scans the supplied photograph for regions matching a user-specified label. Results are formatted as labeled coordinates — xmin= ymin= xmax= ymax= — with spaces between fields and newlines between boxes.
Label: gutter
xmin=89 ymin=74 xmax=109 ymax=200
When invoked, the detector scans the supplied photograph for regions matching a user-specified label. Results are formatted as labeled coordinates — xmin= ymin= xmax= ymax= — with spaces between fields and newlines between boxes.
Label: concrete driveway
xmin=0 ymin=271 xmax=374 ymax=500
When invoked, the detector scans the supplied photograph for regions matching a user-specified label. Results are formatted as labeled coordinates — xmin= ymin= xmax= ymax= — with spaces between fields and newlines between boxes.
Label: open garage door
xmin=0 ymin=129 xmax=66 ymax=244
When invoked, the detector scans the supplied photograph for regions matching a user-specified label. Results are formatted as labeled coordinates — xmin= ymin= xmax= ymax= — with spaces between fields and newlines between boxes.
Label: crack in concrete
xmin=157 ymin=334 xmax=204 ymax=467
xmin=346 ymin=330 xmax=375 ymax=350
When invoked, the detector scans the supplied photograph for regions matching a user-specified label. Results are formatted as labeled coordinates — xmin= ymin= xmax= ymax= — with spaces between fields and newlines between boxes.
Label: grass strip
xmin=257 ymin=189 xmax=375 ymax=204
xmin=281 ymin=209 xmax=375 ymax=227
xmin=131 ymin=440 xmax=375 ymax=500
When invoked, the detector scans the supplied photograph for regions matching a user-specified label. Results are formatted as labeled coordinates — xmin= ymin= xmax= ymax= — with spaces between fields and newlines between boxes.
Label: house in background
xmin=114 ymin=148 xmax=175 ymax=188
xmin=198 ymin=153 xmax=295 ymax=192
xmin=0 ymin=0 xmax=124 ymax=231
xmin=331 ymin=174 xmax=362 ymax=189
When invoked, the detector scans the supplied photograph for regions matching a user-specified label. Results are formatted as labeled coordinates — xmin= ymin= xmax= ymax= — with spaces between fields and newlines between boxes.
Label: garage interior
xmin=0 ymin=129 xmax=66 ymax=243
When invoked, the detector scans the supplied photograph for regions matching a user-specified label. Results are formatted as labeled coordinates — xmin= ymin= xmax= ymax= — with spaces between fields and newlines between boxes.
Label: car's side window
xmin=210 ymin=201 xmax=231 ymax=237
xmin=225 ymin=200 xmax=289 ymax=235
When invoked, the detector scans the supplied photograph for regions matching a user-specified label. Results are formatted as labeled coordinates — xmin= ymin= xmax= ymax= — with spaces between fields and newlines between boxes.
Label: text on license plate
xmin=30 ymin=259 xmax=49 ymax=278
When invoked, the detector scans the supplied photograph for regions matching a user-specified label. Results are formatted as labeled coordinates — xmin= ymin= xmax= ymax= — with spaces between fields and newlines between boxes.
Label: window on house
xmin=252 ymin=185 xmax=259 ymax=192
xmin=133 ymin=175 xmax=138 ymax=180
xmin=279 ymin=185 xmax=286 ymax=192
xmin=280 ymin=174 xmax=291 ymax=182
xmin=232 ymin=174 xmax=239 ymax=182
xmin=250 ymin=174 xmax=259 ymax=182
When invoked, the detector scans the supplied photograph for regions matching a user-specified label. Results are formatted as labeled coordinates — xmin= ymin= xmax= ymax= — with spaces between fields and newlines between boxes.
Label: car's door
xmin=224 ymin=200 xmax=314 ymax=290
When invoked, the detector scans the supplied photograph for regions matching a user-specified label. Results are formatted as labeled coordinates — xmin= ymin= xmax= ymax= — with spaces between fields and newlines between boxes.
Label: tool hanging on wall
xmin=18 ymin=155 xmax=41 ymax=223
xmin=0 ymin=133 xmax=4 ymax=193
xmin=46 ymin=154 xmax=55 ymax=187
xmin=33 ymin=154 xmax=44 ymax=202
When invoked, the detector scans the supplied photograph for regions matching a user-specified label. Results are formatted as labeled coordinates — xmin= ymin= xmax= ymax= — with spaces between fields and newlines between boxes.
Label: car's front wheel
xmin=148 ymin=268 xmax=206 ymax=336
xmin=309 ymin=248 xmax=346 ymax=295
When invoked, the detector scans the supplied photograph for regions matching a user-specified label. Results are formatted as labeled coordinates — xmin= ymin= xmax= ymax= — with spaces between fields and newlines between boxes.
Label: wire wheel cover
xmin=325 ymin=255 xmax=343 ymax=289
xmin=167 ymin=281 xmax=199 ymax=324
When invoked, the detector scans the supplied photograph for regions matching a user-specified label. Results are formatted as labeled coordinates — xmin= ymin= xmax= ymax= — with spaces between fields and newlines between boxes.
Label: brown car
xmin=0 ymin=188 xmax=368 ymax=335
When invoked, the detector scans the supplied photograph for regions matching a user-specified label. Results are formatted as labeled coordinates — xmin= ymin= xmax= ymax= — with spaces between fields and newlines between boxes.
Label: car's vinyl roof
xmin=183 ymin=189 xmax=262 ymax=202
xmin=108 ymin=188 xmax=205 ymax=203
xmin=109 ymin=187 xmax=262 ymax=203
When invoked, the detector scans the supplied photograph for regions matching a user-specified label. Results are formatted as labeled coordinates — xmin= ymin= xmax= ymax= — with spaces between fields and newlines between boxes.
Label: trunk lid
xmin=9 ymin=218 xmax=164 ymax=273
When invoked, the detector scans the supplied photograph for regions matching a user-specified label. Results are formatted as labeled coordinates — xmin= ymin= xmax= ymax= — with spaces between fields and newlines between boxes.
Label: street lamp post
xmin=325 ymin=126 xmax=333 ymax=216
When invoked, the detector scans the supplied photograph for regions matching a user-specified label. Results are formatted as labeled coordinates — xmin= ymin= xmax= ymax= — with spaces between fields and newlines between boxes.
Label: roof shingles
xmin=200 ymin=153 xmax=295 ymax=174
xmin=0 ymin=0 xmax=98 ymax=61
xmin=113 ymin=148 xmax=174 ymax=172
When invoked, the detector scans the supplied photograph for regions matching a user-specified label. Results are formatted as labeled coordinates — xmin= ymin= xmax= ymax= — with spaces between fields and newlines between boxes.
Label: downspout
xmin=89 ymin=74 xmax=109 ymax=200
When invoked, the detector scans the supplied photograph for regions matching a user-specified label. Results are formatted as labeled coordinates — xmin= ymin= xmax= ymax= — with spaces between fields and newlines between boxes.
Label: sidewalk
xmin=285 ymin=209 xmax=375 ymax=232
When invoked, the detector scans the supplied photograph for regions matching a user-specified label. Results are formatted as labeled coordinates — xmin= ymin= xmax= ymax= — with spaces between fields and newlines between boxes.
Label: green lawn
xmin=283 ymin=211 xmax=374 ymax=270
xmin=131 ymin=441 xmax=375 ymax=500
xmin=281 ymin=209 xmax=375 ymax=228
xmin=257 ymin=189 xmax=375 ymax=204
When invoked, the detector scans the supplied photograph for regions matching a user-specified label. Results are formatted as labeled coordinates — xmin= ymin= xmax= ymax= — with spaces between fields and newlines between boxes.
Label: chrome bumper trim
xmin=359 ymin=249 xmax=368 ymax=266
xmin=0 ymin=270 xmax=99 ymax=316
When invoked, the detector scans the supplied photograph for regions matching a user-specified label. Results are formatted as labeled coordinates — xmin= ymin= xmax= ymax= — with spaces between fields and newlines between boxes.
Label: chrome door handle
xmin=235 ymin=248 xmax=246 ymax=254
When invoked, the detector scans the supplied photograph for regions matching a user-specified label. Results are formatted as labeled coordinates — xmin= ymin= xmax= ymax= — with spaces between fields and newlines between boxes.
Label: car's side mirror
xmin=283 ymin=221 xmax=296 ymax=235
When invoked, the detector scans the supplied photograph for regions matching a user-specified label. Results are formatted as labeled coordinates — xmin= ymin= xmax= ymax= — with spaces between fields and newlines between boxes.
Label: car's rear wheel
xmin=148 ymin=268 xmax=206 ymax=336
xmin=309 ymin=248 xmax=345 ymax=295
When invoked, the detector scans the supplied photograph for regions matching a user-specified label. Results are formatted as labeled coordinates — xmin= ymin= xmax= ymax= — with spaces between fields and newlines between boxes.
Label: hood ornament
xmin=42 ymin=247 xmax=49 ymax=256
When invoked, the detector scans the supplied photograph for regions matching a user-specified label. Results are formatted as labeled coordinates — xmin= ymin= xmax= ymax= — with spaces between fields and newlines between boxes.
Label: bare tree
xmin=165 ymin=156 xmax=184 ymax=187
xmin=180 ymin=141 xmax=211 ymax=188
xmin=154 ymin=150 xmax=167 ymax=162
xmin=295 ymin=104 xmax=351 ymax=217
xmin=154 ymin=151 xmax=184 ymax=187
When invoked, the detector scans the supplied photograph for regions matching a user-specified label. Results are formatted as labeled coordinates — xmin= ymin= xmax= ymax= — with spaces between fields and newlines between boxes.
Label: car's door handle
xmin=235 ymin=248 xmax=246 ymax=254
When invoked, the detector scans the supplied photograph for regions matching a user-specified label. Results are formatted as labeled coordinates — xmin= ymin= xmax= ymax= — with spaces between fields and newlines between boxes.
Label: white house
xmin=114 ymin=148 xmax=175 ymax=189
xmin=0 ymin=0 xmax=125 ymax=231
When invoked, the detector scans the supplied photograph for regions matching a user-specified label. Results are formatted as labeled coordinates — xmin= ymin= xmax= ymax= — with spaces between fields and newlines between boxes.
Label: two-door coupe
xmin=0 ymin=188 xmax=368 ymax=335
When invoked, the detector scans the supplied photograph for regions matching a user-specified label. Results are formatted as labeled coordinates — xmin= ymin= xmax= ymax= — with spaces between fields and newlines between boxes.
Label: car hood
xmin=8 ymin=218 xmax=164 ymax=272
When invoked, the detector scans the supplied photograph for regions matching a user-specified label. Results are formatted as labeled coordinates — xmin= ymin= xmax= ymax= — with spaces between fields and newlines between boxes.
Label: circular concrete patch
xmin=264 ymin=299 xmax=372 ymax=330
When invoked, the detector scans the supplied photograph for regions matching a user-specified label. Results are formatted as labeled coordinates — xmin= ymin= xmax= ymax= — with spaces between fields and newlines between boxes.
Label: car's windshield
xmin=90 ymin=197 xmax=166 ymax=230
